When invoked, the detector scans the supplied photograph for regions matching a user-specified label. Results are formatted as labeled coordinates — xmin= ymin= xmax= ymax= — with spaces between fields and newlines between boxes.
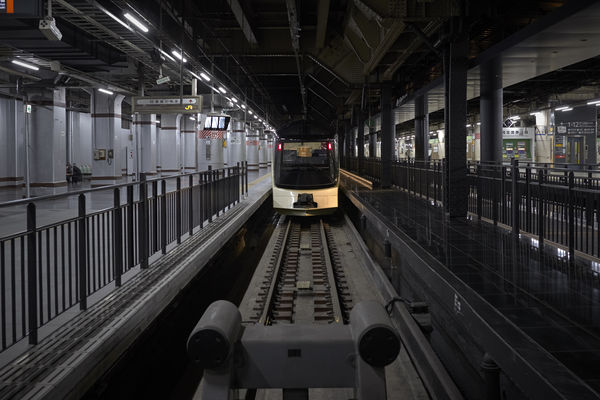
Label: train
xmin=272 ymin=120 xmax=339 ymax=216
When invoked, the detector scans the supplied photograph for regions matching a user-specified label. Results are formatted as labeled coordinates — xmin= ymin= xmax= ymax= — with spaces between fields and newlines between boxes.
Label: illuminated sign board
xmin=204 ymin=115 xmax=230 ymax=131
xmin=132 ymin=96 xmax=202 ymax=114
xmin=0 ymin=0 xmax=42 ymax=17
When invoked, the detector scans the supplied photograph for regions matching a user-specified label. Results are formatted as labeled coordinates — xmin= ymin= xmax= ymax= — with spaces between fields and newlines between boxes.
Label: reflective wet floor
xmin=343 ymin=177 xmax=600 ymax=392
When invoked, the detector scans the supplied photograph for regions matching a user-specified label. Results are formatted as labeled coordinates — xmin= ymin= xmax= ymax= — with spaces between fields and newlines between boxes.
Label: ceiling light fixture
xmin=189 ymin=71 xmax=201 ymax=80
xmin=561 ymin=107 xmax=573 ymax=112
xmin=587 ymin=99 xmax=600 ymax=105
xmin=200 ymin=72 xmax=210 ymax=81
xmin=124 ymin=12 xmax=148 ymax=33
xmin=249 ymin=110 xmax=253 ymax=115
xmin=103 ymin=9 xmax=132 ymax=31
xmin=171 ymin=50 xmax=187 ymax=63
xmin=555 ymin=106 xmax=569 ymax=111
xmin=98 ymin=88 xmax=114 ymax=95
xmin=11 ymin=59 xmax=39 ymax=71
xmin=231 ymin=97 xmax=238 ymax=103
xmin=218 ymin=86 xmax=226 ymax=94
xmin=158 ymin=48 xmax=175 ymax=62
xmin=189 ymin=116 xmax=195 ymax=121
xmin=241 ymin=104 xmax=246 ymax=109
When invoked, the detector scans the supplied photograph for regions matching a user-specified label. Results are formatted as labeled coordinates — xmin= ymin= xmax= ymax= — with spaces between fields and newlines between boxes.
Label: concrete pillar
xmin=246 ymin=127 xmax=259 ymax=171
xmin=208 ymin=130 xmax=224 ymax=170
xmin=29 ymin=88 xmax=67 ymax=194
xmin=414 ymin=95 xmax=429 ymax=161
xmin=267 ymin=134 xmax=273 ymax=166
xmin=229 ymin=119 xmax=246 ymax=166
xmin=159 ymin=113 xmax=182 ymax=176
xmin=136 ymin=113 xmax=158 ymax=176
xmin=259 ymin=129 xmax=268 ymax=169
xmin=181 ymin=115 xmax=197 ymax=172
xmin=224 ymin=120 xmax=231 ymax=167
xmin=444 ymin=33 xmax=469 ymax=217
xmin=381 ymin=84 xmax=393 ymax=188
xmin=90 ymin=90 xmax=124 ymax=187
xmin=480 ymin=59 xmax=503 ymax=163
xmin=358 ymin=110 xmax=365 ymax=172
xmin=0 ymin=97 xmax=24 ymax=188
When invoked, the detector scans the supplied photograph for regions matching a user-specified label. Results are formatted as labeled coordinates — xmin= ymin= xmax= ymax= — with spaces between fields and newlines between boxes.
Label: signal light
xmin=328 ymin=142 xmax=332 ymax=151
xmin=278 ymin=143 xmax=282 ymax=151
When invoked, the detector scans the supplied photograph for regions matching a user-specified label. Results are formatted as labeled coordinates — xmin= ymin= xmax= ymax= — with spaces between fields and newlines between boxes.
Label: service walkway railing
xmin=0 ymin=163 xmax=248 ymax=354
xmin=344 ymin=156 xmax=600 ymax=260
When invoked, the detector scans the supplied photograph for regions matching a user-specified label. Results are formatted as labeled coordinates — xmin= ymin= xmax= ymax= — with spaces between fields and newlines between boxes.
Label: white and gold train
xmin=272 ymin=121 xmax=339 ymax=216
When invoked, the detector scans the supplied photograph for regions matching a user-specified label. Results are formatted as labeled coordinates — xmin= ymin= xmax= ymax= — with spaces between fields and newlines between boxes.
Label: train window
xmin=274 ymin=141 xmax=338 ymax=189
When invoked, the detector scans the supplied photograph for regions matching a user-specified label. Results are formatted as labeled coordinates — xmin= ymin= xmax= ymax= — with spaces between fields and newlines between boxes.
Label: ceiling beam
xmin=315 ymin=0 xmax=330 ymax=49
xmin=362 ymin=20 xmax=405 ymax=76
xmin=226 ymin=0 xmax=258 ymax=46
xmin=285 ymin=0 xmax=308 ymax=117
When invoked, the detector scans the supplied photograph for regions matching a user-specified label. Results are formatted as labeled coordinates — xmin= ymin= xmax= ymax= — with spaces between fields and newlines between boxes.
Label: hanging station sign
xmin=132 ymin=96 xmax=202 ymax=114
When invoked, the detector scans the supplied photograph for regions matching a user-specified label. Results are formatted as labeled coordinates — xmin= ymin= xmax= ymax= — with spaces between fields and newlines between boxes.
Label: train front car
xmin=272 ymin=122 xmax=339 ymax=216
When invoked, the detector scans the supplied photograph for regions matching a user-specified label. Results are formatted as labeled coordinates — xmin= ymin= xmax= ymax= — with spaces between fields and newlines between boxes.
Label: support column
xmin=358 ymin=109 xmax=365 ymax=173
xmin=414 ymin=95 xmax=429 ymax=161
xmin=444 ymin=33 xmax=469 ymax=217
xmin=267 ymin=134 xmax=273 ymax=167
xmin=29 ymin=88 xmax=67 ymax=195
xmin=246 ymin=127 xmax=259 ymax=171
xmin=259 ymin=129 xmax=267 ymax=169
xmin=369 ymin=127 xmax=376 ymax=158
xmin=137 ymin=114 xmax=158 ymax=176
xmin=480 ymin=59 xmax=503 ymax=163
xmin=159 ymin=113 xmax=182 ymax=176
xmin=181 ymin=115 xmax=197 ymax=172
xmin=0 ymin=98 xmax=24 ymax=188
xmin=229 ymin=119 xmax=246 ymax=167
xmin=381 ymin=83 xmax=393 ymax=188
xmin=90 ymin=90 xmax=125 ymax=187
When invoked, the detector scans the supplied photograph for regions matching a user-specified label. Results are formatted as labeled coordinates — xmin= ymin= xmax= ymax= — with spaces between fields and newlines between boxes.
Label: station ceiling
xmin=1 ymin=0 xmax=591 ymax=130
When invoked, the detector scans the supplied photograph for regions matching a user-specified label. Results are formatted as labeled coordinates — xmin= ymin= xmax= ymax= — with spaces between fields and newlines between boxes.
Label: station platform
xmin=340 ymin=170 xmax=600 ymax=398
xmin=0 ymin=171 xmax=272 ymax=400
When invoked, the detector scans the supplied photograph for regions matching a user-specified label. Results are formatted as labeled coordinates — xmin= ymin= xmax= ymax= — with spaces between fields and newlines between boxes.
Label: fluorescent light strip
xmin=158 ymin=48 xmax=175 ymax=62
xmin=124 ymin=12 xmax=148 ymax=33
xmin=561 ymin=108 xmax=573 ymax=112
xmin=189 ymin=71 xmax=202 ymax=80
xmin=231 ymin=97 xmax=238 ymax=103
xmin=98 ymin=88 xmax=114 ymax=95
xmin=171 ymin=50 xmax=187 ymax=63
xmin=103 ymin=9 xmax=132 ymax=31
xmin=587 ymin=99 xmax=600 ymax=105
xmin=218 ymin=86 xmax=226 ymax=94
xmin=529 ymin=112 xmax=537 ymax=116
xmin=189 ymin=117 xmax=195 ymax=121
xmin=200 ymin=72 xmax=210 ymax=81
xmin=555 ymin=106 xmax=569 ymax=111
xmin=508 ymin=116 xmax=520 ymax=120
xmin=241 ymin=104 xmax=246 ymax=109
xmin=11 ymin=59 xmax=39 ymax=71
xmin=248 ymin=110 xmax=253 ymax=115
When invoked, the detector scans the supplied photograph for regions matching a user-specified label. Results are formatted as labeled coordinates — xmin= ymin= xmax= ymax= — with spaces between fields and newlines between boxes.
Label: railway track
xmin=251 ymin=217 xmax=353 ymax=325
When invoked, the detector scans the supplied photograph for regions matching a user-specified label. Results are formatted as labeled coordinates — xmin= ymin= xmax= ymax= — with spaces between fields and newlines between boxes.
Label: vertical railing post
xmin=244 ymin=161 xmax=249 ymax=196
xmin=113 ymin=188 xmax=123 ymax=287
xmin=176 ymin=176 xmax=182 ymax=244
xmin=208 ymin=166 xmax=213 ymax=223
xmin=476 ymin=164 xmax=482 ymax=219
xmin=139 ymin=174 xmax=149 ymax=269
xmin=126 ymin=185 xmax=134 ymax=268
xmin=216 ymin=169 xmax=221 ymax=217
xmin=152 ymin=180 xmax=158 ymax=253
xmin=78 ymin=194 xmax=88 ymax=310
xmin=189 ymin=175 xmax=194 ymax=236
xmin=538 ymin=169 xmax=545 ymax=248
xmin=568 ymin=171 xmax=575 ymax=259
xmin=161 ymin=180 xmax=167 ymax=254
xmin=511 ymin=158 xmax=519 ymax=238
xmin=525 ymin=167 xmax=531 ymax=232
xmin=26 ymin=203 xmax=38 ymax=344
xmin=237 ymin=162 xmax=241 ymax=202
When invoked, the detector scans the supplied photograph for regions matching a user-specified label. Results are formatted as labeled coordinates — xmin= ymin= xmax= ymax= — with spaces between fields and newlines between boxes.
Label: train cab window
xmin=274 ymin=140 xmax=338 ymax=189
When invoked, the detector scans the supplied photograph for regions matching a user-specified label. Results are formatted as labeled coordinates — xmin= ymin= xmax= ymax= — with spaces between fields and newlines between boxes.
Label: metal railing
xmin=468 ymin=160 xmax=600 ymax=259
xmin=0 ymin=162 xmax=248 ymax=353
xmin=344 ymin=155 xmax=600 ymax=259
xmin=344 ymin=156 xmax=444 ymax=204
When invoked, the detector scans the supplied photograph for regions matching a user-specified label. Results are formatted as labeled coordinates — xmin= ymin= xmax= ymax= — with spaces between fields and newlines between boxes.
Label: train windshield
xmin=274 ymin=141 xmax=338 ymax=189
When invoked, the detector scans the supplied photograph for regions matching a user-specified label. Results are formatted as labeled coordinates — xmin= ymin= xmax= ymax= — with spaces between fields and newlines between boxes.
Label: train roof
xmin=275 ymin=120 xmax=335 ymax=140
